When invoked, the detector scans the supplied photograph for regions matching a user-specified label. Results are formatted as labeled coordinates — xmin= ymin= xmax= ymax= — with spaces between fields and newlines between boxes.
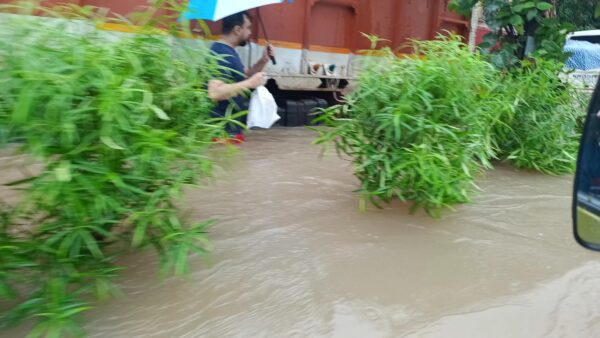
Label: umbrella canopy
xmin=181 ymin=0 xmax=286 ymax=21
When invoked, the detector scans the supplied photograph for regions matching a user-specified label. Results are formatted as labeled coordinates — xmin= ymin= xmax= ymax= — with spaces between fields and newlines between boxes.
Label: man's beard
xmin=239 ymin=39 xmax=248 ymax=47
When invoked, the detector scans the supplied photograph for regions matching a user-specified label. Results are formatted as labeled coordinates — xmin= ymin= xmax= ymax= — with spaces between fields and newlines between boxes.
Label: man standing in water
xmin=207 ymin=11 xmax=275 ymax=143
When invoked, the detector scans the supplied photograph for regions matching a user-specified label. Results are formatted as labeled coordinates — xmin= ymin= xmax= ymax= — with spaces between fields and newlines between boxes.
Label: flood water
xmin=2 ymin=127 xmax=600 ymax=337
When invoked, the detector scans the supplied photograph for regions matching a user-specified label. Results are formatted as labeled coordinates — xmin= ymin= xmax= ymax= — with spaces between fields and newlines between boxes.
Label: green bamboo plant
xmin=315 ymin=35 xmax=581 ymax=216
xmin=0 ymin=1 xmax=225 ymax=336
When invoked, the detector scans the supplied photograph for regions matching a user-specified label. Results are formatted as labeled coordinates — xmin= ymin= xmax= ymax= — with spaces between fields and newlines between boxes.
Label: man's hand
xmin=261 ymin=44 xmax=275 ymax=63
xmin=207 ymin=73 xmax=266 ymax=101
xmin=246 ymin=46 xmax=275 ymax=77
xmin=244 ymin=72 xmax=268 ymax=89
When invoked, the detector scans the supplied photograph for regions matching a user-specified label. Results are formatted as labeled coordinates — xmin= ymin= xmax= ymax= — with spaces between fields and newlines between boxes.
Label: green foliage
xmin=315 ymin=36 xmax=503 ymax=217
xmin=556 ymin=0 xmax=600 ymax=30
xmin=314 ymin=35 xmax=582 ymax=216
xmin=495 ymin=59 xmax=582 ymax=174
xmin=0 ymin=1 xmax=225 ymax=336
xmin=450 ymin=0 xmax=574 ymax=68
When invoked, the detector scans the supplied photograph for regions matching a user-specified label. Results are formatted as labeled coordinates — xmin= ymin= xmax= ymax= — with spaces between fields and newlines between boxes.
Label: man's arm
xmin=246 ymin=44 xmax=275 ymax=77
xmin=208 ymin=72 xmax=267 ymax=102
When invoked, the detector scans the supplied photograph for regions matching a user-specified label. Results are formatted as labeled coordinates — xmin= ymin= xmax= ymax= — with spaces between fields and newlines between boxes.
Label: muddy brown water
xmin=1 ymin=128 xmax=600 ymax=338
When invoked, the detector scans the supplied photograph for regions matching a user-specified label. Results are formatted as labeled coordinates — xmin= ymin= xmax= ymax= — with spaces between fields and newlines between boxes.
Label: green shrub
xmin=315 ymin=35 xmax=583 ymax=216
xmin=449 ymin=0 xmax=574 ymax=68
xmin=0 ymin=1 xmax=223 ymax=336
xmin=495 ymin=59 xmax=582 ymax=174
xmin=315 ymin=36 xmax=506 ymax=216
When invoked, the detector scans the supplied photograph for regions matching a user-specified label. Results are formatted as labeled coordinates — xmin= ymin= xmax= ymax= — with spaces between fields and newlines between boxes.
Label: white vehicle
xmin=564 ymin=30 xmax=600 ymax=90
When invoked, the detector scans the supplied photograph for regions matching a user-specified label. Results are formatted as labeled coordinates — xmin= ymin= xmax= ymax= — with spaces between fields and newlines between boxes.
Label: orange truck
xmin=1 ymin=0 xmax=490 ymax=92
xmin=0 ymin=0 xmax=489 ymax=125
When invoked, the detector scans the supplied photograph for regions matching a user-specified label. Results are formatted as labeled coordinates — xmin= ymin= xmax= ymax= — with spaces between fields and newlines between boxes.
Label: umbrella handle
xmin=257 ymin=8 xmax=276 ymax=65
xmin=268 ymin=47 xmax=277 ymax=65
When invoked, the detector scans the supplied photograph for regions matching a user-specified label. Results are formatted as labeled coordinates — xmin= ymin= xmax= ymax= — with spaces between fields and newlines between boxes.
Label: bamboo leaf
xmin=132 ymin=221 xmax=148 ymax=247
xmin=100 ymin=136 xmax=125 ymax=150
xmin=150 ymin=105 xmax=170 ymax=120
xmin=80 ymin=230 xmax=103 ymax=259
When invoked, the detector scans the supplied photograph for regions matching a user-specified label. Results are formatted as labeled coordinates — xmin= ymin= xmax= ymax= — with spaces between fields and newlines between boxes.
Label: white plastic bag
xmin=247 ymin=86 xmax=280 ymax=129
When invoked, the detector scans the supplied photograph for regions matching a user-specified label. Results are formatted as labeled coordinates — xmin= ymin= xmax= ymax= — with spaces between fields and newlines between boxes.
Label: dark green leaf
xmin=536 ymin=2 xmax=553 ymax=11
xmin=509 ymin=14 xmax=525 ymax=26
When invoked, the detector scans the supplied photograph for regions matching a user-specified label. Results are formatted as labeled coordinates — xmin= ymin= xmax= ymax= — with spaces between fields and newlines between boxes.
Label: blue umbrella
xmin=180 ymin=0 xmax=290 ymax=64
xmin=180 ymin=0 xmax=287 ymax=22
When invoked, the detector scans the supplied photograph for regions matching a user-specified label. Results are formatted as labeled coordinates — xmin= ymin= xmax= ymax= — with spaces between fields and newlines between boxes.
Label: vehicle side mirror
xmin=574 ymin=79 xmax=600 ymax=251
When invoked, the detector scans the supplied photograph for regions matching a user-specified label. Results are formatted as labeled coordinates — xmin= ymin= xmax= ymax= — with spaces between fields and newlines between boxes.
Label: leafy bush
xmin=0 ymin=1 xmax=223 ymax=336
xmin=315 ymin=35 xmax=583 ymax=216
xmin=450 ymin=0 xmax=574 ymax=68
xmin=448 ymin=1 xmax=584 ymax=173
xmin=315 ymin=36 xmax=505 ymax=216
xmin=556 ymin=0 xmax=600 ymax=30
xmin=495 ymin=59 xmax=582 ymax=174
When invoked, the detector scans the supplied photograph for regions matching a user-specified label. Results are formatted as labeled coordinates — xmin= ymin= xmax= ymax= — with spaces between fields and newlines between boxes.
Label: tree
xmin=555 ymin=0 xmax=600 ymax=30
xmin=450 ymin=0 xmax=573 ymax=68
